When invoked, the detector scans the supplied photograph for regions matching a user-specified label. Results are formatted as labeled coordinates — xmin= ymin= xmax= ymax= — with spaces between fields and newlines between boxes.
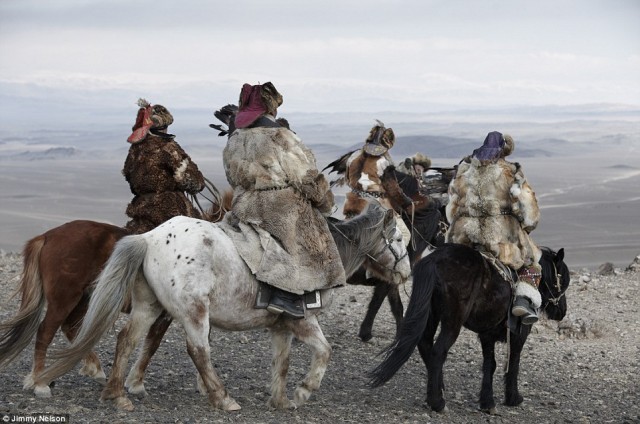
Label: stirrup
xmin=267 ymin=289 xmax=305 ymax=319
xmin=511 ymin=297 xmax=538 ymax=325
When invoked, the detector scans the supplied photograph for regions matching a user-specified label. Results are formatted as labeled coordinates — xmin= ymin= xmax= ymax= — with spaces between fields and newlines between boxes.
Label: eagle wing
xmin=322 ymin=150 xmax=356 ymax=187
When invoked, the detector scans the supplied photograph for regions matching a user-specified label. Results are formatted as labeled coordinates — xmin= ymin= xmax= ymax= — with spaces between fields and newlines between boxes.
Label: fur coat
xmin=222 ymin=127 xmax=345 ymax=294
xmin=343 ymin=149 xmax=395 ymax=217
xmin=123 ymin=134 xmax=205 ymax=234
xmin=445 ymin=156 xmax=541 ymax=270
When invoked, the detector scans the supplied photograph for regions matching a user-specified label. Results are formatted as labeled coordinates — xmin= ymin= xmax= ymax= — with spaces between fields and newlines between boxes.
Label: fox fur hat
xmin=471 ymin=131 xmax=514 ymax=161
xmin=363 ymin=120 xmax=395 ymax=156
xmin=235 ymin=82 xmax=283 ymax=129
xmin=127 ymin=99 xmax=174 ymax=143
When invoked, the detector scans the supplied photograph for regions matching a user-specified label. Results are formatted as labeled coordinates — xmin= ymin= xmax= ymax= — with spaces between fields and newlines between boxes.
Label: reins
xmin=190 ymin=177 xmax=227 ymax=221
xmin=328 ymin=218 xmax=407 ymax=272
xmin=542 ymin=261 xmax=567 ymax=307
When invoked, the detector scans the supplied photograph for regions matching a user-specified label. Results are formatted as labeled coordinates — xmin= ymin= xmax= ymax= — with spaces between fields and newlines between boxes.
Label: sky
xmin=1 ymin=0 xmax=639 ymax=114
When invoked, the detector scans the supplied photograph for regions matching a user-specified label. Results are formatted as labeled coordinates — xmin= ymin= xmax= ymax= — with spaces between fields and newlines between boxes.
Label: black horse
xmin=369 ymin=244 xmax=570 ymax=413
xmin=350 ymin=166 xmax=446 ymax=342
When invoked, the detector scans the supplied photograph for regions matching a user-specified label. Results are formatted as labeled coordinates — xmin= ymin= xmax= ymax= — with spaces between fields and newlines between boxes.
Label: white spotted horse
xmin=37 ymin=203 xmax=410 ymax=412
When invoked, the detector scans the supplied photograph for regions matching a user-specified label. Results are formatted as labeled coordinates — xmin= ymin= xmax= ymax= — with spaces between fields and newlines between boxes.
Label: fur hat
xmin=410 ymin=152 xmax=431 ymax=169
xmin=127 ymin=99 xmax=174 ymax=143
xmin=235 ymin=82 xmax=283 ymax=129
xmin=471 ymin=131 xmax=514 ymax=161
xmin=363 ymin=120 xmax=395 ymax=156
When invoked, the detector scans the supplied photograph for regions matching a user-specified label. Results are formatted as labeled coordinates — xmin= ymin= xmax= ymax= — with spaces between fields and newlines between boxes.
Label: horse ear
xmin=556 ymin=248 xmax=565 ymax=262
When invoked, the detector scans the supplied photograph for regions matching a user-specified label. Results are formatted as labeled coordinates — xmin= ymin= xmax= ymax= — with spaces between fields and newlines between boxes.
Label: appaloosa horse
xmin=369 ymin=244 xmax=570 ymax=413
xmin=0 ymin=190 xmax=232 ymax=397
xmin=37 ymin=204 xmax=410 ymax=411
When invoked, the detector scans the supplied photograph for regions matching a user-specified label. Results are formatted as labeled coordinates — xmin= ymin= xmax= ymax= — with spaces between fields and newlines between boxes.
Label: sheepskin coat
xmin=343 ymin=149 xmax=395 ymax=217
xmin=222 ymin=127 xmax=345 ymax=294
xmin=123 ymin=134 xmax=205 ymax=234
xmin=445 ymin=156 xmax=541 ymax=270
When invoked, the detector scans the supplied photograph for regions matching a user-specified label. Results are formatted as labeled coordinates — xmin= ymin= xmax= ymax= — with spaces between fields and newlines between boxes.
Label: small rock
xmin=596 ymin=262 xmax=615 ymax=275
xmin=625 ymin=254 xmax=640 ymax=272
xmin=579 ymin=275 xmax=591 ymax=284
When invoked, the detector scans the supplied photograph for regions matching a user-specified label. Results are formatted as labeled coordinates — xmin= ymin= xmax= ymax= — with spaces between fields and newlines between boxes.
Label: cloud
xmin=1 ymin=0 xmax=639 ymax=111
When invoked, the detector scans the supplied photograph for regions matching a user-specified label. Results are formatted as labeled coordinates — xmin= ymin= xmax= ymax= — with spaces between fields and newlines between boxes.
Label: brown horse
xmin=0 ymin=221 xmax=128 ymax=396
xmin=0 ymin=191 xmax=233 ymax=397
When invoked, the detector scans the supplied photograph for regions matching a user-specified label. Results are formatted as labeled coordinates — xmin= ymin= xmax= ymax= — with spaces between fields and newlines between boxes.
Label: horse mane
xmin=203 ymin=189 xmax=233 ymax=223
xmin=327 ymin=203 xmax=388 ymax=276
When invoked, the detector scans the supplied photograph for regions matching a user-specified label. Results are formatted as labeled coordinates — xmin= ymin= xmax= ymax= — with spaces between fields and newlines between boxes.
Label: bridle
xmin=370 ymin=227 xmax=408 ymax=272
xmin=329 ymin=220 xmax=408 ymax=273
xmin=542 ymin=261 xmax=568 ymax=307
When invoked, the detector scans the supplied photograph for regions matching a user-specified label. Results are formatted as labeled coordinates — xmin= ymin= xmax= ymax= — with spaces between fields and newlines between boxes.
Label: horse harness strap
xmin=543 ymin=261 xmax=567 ymax=307
xmin=478 ymin=251 xmax=516 ymax=284
xmin=352 ymin=188 xmax=386 ymax=199
xmin=328 ymin=220 xmax=407 ymax=272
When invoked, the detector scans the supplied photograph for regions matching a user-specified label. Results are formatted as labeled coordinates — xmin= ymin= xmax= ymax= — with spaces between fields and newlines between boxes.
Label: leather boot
xmin=511 ymin=266 xmax=542 ymax=325
xmin=267 ymin=288 xmax=305 ymax=319
xmin=511 ymin=296 xmax=538 ymax=325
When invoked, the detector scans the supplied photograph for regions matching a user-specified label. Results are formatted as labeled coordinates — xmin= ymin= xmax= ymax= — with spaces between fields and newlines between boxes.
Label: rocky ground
xmin=0 ymin=250 xmax=638 ymax=424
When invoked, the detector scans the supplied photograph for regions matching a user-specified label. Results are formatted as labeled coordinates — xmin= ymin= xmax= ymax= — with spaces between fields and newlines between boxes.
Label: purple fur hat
xmin=472 ymin=131 xmax=508 ymax=161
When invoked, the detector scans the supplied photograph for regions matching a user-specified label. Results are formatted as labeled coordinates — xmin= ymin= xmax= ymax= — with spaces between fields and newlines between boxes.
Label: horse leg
xmin=478 ymin=333 xmax=498 ymax=413
xmin=181 ymin=307 xmax=240 ymax=411
xmin=425 ymin=320 xmax=463 ymax=413
xmin=125 ymin=310 xmax=173 ymax=396
xmin=27 ymin=316 xmax=60 ymax=397
xmin=267 ymin=328 xmax=295 ymax=409
xmin=27 ymin=296 xmax=83 ymax=397
xmin=416 ymin=312 xmax=439 ymax=405
xmin=288 ymin=315 xmax=332 ymax=408
xmin=504 ymin=331 xmax=529 ymax=406
xmin=358 ymin=279 xmax=389 ymax=342
xmin=61 ymin=301 xmax=106 ymax=384
xmin=101 ymin=277 xmax=162 ymax=411
xmin=386 ymin=284 xmax=404 ymax=336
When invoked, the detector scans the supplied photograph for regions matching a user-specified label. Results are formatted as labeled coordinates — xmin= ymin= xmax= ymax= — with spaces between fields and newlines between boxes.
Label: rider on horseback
xmin=397 ymin=153 xmax=431 ymax=183
xmin=341 ymin=122 xmax=412 ymax=245
xmin=445 ymin=131 xmax=542 ymax=325
xmin=222 ymin=82 xmax=346 ymax=319
xmin=123 ymin=99 xmax=205 ymax=234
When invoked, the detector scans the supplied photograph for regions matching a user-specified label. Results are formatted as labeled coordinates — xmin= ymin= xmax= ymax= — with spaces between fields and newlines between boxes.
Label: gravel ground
xmin=0 ymin=250 xmax=638 ymax=424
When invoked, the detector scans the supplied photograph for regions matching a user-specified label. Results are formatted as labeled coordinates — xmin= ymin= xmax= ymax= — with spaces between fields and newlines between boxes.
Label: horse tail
xmin=0 ymin=236 xmax=47 ymax=369
xmin=369 ymin=256 xmax=436 ymax=387
xmin=37 ymin=235 xmax=148 ymax=385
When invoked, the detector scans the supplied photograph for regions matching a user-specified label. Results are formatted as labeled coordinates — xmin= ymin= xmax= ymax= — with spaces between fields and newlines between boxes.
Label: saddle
xmin=217 ymin=219 xmax=324 ymax=311
xmin=477 ymin=250 xmax=526 ymax=334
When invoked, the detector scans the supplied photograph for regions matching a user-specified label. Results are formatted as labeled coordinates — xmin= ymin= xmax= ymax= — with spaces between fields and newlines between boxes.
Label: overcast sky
xmin=1 ymin=0 xmax=639 ymax=113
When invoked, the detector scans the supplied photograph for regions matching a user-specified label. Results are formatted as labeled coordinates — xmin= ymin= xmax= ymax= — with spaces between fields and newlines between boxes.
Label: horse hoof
xmin=293 ymin=386 xmax=311 ymax=407
xmin=268 ymin=397 xmax=297 ymax=410
xmin=22 ymin=374 xmax=35 ymax=390
xmin=221 ymin=397 xmax=241 ymax=411
xmin=196 ymin=376 xmax=207 ymax=395
xmin=126 ymin=383 xmax=147 ymax=397
xmin=358 ymin=332 xmax=373 ymax=342
xmin=94 ymin=372 xmax=107 ymax=385
xmin=114 ymin=396 xmax=135 ymax=411
xmin=34 ymin=385 xmax=52 ymax=398
xmin=431 ymin=405 xmax=448 ymax=414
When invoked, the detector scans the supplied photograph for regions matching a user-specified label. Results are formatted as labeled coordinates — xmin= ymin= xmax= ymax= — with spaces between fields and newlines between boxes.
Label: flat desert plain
xmin=0 ymin=147 xmax=638 ymax=271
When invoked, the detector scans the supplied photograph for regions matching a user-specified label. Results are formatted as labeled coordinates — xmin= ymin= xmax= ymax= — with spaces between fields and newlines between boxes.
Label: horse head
xmin=363 ymin=203 xmax=412 ymax=286
xmin=539 ymin=247 xmax=570 ymax=321
xmin=328 ymin=202 xmax=411 ymax=285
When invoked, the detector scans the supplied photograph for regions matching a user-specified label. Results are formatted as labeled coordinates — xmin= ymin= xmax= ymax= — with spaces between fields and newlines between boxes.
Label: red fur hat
xmin=235 ymin=82 xmax=283 ymax=129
